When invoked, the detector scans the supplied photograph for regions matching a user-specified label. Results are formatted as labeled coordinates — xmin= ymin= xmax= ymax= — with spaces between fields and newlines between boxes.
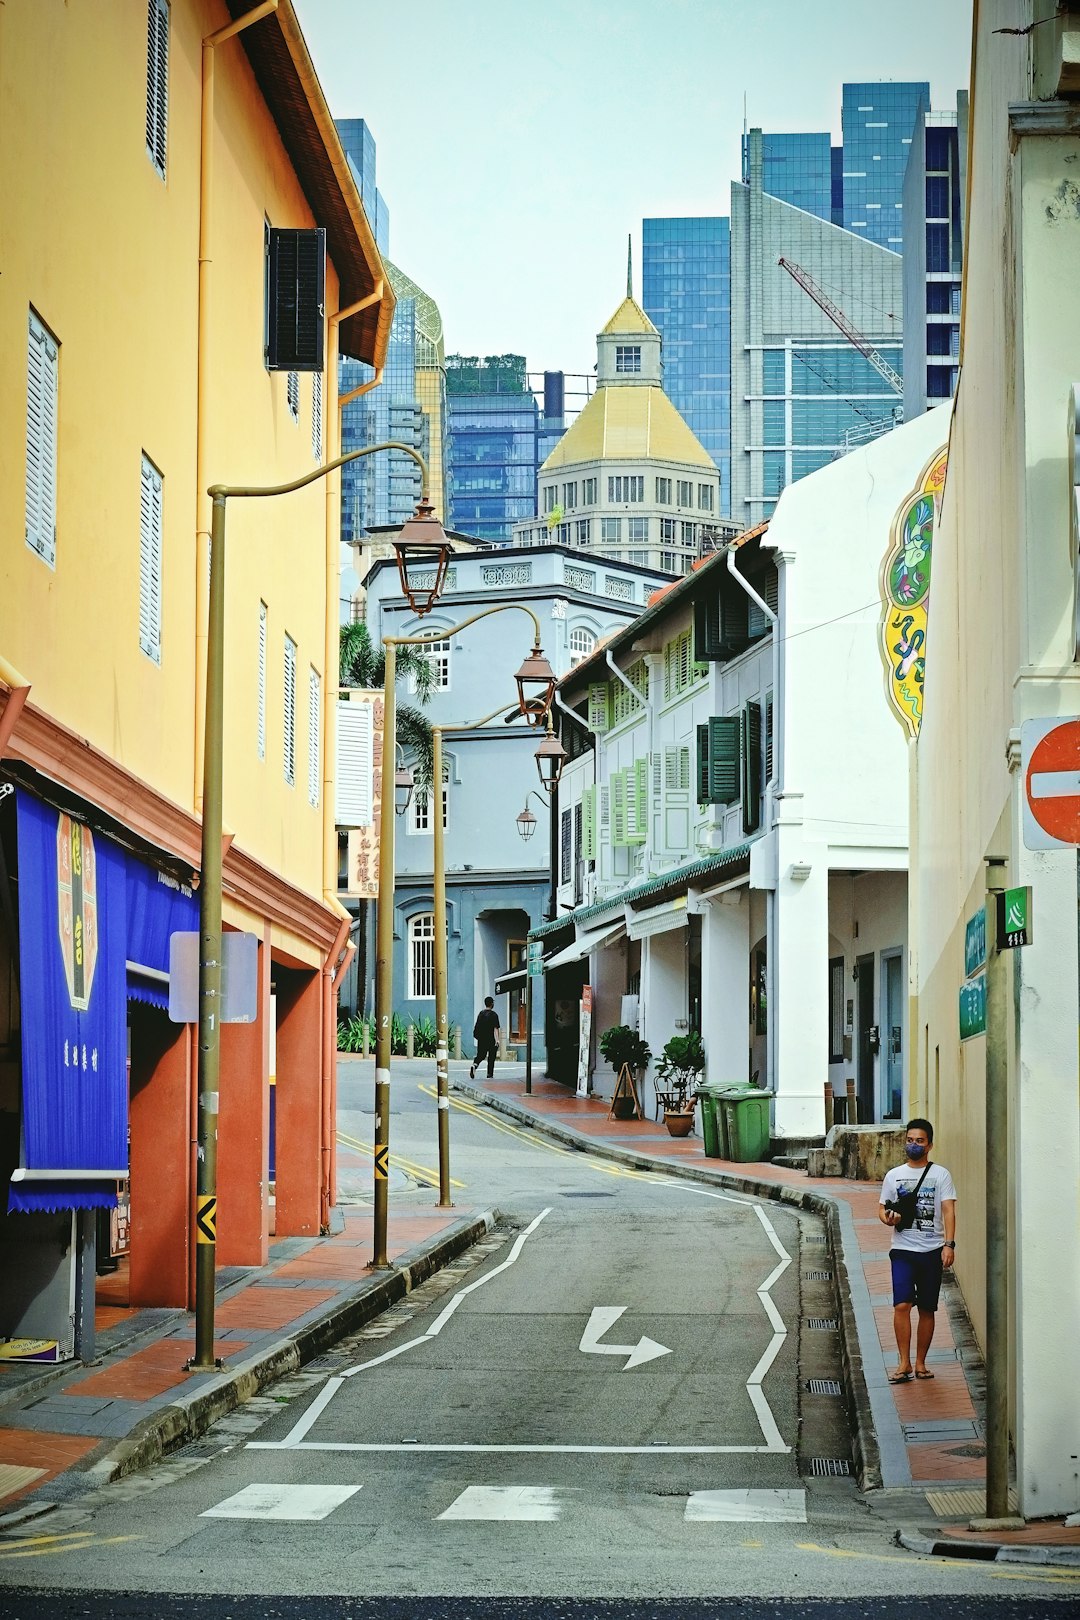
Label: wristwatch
xmin=943 ymin=1241 xmax=956 ymax=1250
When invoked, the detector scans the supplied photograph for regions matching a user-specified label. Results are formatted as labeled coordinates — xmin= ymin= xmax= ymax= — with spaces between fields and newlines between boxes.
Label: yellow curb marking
xmin=0 ymin=1534 xmax=139 ymax=1561
xmin=427 ymin=1086 xmax=637 ymax=1180
xmin=336 ymin=1129 xmax=464 ymax=1190
xmin=795 ymin=1541 xmax=1080 ymax=1584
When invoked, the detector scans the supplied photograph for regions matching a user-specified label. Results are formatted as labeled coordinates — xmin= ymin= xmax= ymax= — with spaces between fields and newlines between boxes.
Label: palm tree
xmin=339 ymin=620 xmax=436 ymax=795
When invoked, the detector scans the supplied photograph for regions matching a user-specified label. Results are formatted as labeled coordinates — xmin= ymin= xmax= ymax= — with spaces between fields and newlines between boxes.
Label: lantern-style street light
xmin=534 ymin=714 xmax=569 ymax=793
xmin=190 ymin=441 xmax=449 ymax=1371
xmin=513 ymin=642 xmax=558 ymax=724
xmin=515 ymin=790 xmax=550 ymax=843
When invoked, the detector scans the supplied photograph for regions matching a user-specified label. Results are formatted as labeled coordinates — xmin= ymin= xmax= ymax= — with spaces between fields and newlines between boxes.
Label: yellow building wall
xmin=0 ymin=0 xmax=344 ymax=924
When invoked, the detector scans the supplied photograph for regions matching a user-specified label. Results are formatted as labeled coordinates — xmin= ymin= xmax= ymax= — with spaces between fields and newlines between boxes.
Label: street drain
xmin=560 ymin=1191 xmax=615 ymax=1198
xmin=808 ymin=1457 xmax=851 ymax=1477
xmin=804 ymin=1270 xmax=833 ymax=1281
xmin=806 ymin=1379 xmax=843 ymax=1396
xmin=806 ymin=1318 xmax=838 ymax=1330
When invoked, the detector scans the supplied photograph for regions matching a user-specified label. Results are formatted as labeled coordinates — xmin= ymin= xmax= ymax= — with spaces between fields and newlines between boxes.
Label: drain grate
xmin=808 ymin=1456 xmax=851 ymax=1477
xmin=805 ymin=1235 xmax=827 ymax=1245
xmin=806 ymin=1317 xmax=838 ymax=1330
xmin=804 ymin=1270 xmax=833 ymax=1281
xmin=806 ymin=1378 xmax=843 ymax=1396
xmin=560 ymin=1191 xmax=615 ymax=1198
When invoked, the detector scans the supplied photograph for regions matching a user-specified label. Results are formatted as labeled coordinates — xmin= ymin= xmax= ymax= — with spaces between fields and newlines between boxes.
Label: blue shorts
xmin=890 ymin=1247 xmax=944 ymax=1311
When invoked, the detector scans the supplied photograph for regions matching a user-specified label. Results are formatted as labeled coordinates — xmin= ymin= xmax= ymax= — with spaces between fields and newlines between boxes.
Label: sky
xmin=295 ymin=0 xmax=974 ymax=380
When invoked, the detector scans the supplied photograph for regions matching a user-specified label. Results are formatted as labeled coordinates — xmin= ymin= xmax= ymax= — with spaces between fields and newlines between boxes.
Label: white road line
xmin=438 ymin=1485 xmax=561 ymax=1521
xmin=201 ymin=1483 xmax=361 ymax=1521
xmin=246 ymin=1441 xmax=785 ymax=1454
xmin=277 ymin=1376 xmax=346 ymax=1448
xmin=685 ymin=1488 xmax=806 ymax=1523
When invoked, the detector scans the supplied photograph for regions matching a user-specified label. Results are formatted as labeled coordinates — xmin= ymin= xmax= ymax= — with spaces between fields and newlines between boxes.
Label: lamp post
xmin=374 ymin=608 xmax=555 ymax=1261
xmin=533 ymin=712 xmax=569 ymax=794
xmin=515 ymin=789 xmax=550 ymax=843
xmin=191 ymin=442 xmax=451 ymax=1372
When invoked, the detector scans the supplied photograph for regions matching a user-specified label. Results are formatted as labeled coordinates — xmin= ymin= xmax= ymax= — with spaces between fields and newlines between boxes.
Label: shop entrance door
xmin=856 ymin=954 xmax=876 ymax=1123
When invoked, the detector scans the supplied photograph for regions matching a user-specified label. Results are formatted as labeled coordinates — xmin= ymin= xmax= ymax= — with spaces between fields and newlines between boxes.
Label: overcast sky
xmin=295 ymin=0 xmax=974 ymax=379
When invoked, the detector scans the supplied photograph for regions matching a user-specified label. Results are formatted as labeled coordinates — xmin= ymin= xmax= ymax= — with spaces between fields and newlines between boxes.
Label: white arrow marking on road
xmin=578 ymin=1305 xmax=672 ymax=1370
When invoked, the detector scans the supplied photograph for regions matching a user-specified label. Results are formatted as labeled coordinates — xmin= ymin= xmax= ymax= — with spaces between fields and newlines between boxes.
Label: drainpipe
xmin=0 ymin=658 xmax=31 ymax=756
xmin=194 ymin=1 xmax=279 ymax=814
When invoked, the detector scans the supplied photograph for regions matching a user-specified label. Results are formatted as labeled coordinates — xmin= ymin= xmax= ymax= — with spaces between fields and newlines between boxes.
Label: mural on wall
xmin=879 ymin=447 xmax=948 ymax=737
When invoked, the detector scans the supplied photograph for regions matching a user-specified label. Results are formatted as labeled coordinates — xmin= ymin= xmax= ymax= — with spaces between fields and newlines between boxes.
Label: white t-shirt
xmin=880 ymin=1161 xmax=956 ymax=1253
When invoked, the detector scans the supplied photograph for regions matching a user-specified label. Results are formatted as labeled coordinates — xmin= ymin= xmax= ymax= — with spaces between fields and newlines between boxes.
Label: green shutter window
xmin=588 ymin=682 xmax=610 ymax=733
xmin=628 ymin=757 xmax=648 ymax=843
xmin=611 ymin=769 xmax=628 ymax=846
xmin=696 ymin=723 xmax=710 ymax=803
xmin=581 ymin=785 xmax=597 ymax=861
xmin=741 ymin=700 xmax=763 ymax=834
xmin=665 ymin=745 xmax=690 ymax=791
xmin=708 ymin=715 xmax=740 ymax=804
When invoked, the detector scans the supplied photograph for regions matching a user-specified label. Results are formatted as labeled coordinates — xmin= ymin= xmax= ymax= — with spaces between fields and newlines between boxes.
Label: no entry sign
xmin=1022 ymin=716 xmax=1080 ymax=850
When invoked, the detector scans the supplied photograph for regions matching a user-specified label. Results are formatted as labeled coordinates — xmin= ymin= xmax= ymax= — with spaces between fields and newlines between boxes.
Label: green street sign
xmin=964 ymin=908 xmax=987 ymax=978
xmin=996 ymin=886 xmax=1032 ymax=951
xmin=959 ymin=974 xmax=987 ymax=1041
xmin=527 ymin=939 xmax=545 ymax=978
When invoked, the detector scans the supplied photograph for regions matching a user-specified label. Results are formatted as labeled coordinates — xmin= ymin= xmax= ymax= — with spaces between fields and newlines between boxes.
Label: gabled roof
xmin=225 ymin=0 xmax=393 ymax=367
xmin=600 ymin=296 xmax=659 ymax=336
xmin=540 ymin=385 xmax=716 ymax=471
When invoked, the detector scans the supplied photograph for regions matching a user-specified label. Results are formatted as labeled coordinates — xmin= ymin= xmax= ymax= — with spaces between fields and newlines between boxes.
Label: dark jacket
xmin=473 ymin=1007 xmax=500 ymax=1049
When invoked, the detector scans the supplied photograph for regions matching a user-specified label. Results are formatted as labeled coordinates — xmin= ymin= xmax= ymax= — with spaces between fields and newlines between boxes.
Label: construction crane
xmin=777 ymin=257 xmax=903 ymax=395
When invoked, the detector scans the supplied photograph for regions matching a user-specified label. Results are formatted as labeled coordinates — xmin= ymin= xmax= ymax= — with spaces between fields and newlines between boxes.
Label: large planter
xmin=611 ymin=1094 xmax=639 ymax=1121
xmin=663 ymin=1108 xmax=695 ymax=1138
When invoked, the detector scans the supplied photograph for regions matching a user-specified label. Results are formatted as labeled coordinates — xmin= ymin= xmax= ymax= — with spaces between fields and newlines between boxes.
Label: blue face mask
xmin=905 ymin=1142 xmax=928 ymax=1159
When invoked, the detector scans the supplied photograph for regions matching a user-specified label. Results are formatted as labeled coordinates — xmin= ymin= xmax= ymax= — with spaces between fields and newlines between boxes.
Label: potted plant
xmin=598 ymin=1025 xmax=652 ymax=1120
xmin=655 ymin=1032 xmax=706 ymax=1136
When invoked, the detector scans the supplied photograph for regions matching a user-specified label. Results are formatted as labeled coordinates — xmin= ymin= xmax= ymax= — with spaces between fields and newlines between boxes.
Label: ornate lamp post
xmin=191 ymin=442 xmax=450 ymax=1371
xmin=515 ymin=790 xmax=550 ymax=843
xmin=534 ymin=714 xmax=569 ymax=793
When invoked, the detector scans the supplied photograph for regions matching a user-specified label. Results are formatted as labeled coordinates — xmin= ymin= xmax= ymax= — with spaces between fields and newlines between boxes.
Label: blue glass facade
xmin=642 ymin=217 xmax=731 ymax=516
xmin=743 ymin=132 xmax=834 ymax=222
xmin=335 ymin=118 xmax=389 ymax=255
xmin=841 ymin=82 xmax=929 ymax=250
xmin=446 ymin=361 xmax=540 ymax=543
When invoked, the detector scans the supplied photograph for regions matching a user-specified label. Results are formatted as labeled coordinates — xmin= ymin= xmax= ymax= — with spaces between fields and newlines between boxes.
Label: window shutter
xmin=652 ymin=752 xmax=663 ymax=802
xmin=581 ymin=785 xmax=597 ymax=861
xmin=696 ymin=724 xmax=710 ymax=803
xmin=599 ymin=784 xmax=610 ymax=841
xmin=718 ymin=580 xmax=750 ymax=655
xmin=336 ymin=700 xmax=373 ymax=825
xmin=257 ymin=602 xmax=267 ymax=759
xmin=665 ymin=745 xmax=691 ymax=792
xmin=145 ymin=0 xmax=169 ymax=180
xmin=748 ymin=564 xmax=778 ymax=640
xmin=283 ymin=636 xmax=296 ymax=785
xmin=311 ymin=369 xmax=323 ymax=460
xmin=266 ymin=228 xmax=326 ymax=371
xmin=286 ymin=371 xmax=299 ymax=420
xmin=139 ymin=454 xmax=163 ymax=662
xmin=765 ymin=692 xmax=774 ymax=783
xmin=26 ymin=313 xmax=58 ymax=566
xmin=560 ymin=808 xmax=572 ymax=884
xmin=588 ymin=682 xmax=610 ymax=733
xmin=308 ymin=669 xmax=321 ymax=807
xmin=741 ymin=700 xmax=762 ymax=834
xmin=707 ymin=716 xmax=740 ymax=804
xmin=631 ymin=757 xmax=649 ymax=842
xmin=611 ymin=769 xmax=628 ymax=847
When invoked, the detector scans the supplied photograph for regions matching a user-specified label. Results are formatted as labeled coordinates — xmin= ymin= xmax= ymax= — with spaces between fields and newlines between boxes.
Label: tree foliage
xmin=339 ymin=620 xmax=436 ymax=795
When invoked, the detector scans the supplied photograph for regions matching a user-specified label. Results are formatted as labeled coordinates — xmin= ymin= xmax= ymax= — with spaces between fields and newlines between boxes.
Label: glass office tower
xmin=902 ymin=99 xmax=967 ymax=418
xmin=841 ymin=82 xmax=929 ymax=250
xmin=335 ymin=117 xmax=389 ymax=256
xmin=446 ymin=357 xmax=540 ymax=544
xmin=742 ymin=132 xmax=834 ymax=222
xmin=642 ymin=217 xmax=731 ymax=516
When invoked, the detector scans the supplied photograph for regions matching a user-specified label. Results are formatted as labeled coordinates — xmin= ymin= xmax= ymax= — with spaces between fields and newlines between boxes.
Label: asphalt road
xmin=1 ymin=1061 xmax=1077 ymax=1611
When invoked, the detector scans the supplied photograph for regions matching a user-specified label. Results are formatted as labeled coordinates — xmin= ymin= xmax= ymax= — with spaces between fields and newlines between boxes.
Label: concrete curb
xmin=897 ymin=1528 xmax=1080 ymax=1567
xmin=0 ymin=1208 xmax=496 ymax=1529
xmin=451 ymin=1080 xmax=881 ymax=1494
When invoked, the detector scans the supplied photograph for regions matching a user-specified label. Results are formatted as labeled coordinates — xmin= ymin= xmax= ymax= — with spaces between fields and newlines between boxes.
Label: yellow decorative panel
xmin=879 ymin=447 xmax=948 ymax=737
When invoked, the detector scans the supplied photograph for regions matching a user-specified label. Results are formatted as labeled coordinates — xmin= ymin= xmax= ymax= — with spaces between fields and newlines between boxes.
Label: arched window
xmin=408 ymin=913 xmax=436 ymax=1000
xmin=569 ymin=627 xmax=597 ymax=667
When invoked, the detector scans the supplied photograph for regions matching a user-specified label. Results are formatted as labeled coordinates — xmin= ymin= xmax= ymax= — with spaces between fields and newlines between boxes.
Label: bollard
xmin=498 ymin=1030 xmax=507 ymax=1061
xmin=362 ymin=1021 xmax=370 ymax=1059
xmin=846 ymin=1076 xmax=858 ymax=1125
xmin=453 ymin=1026 xmax=462 ymax=1061
xmin=406 ymin=1022 xmax=415 ymax=1059
xmin=823 ymin=1081 xmax=833 ymax=1132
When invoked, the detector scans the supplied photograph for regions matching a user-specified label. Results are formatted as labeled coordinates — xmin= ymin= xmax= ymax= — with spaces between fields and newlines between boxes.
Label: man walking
xmin=470 ymin=995 xmax=500 ymax=1081
xmin=879 ymin=1117 xmax=957 ymax=1383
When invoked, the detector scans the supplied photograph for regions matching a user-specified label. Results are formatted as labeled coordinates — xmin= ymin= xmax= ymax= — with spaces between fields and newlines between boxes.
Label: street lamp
xmin=513 ymin=643 xmax=558 ymax=724
xmin=374 ymin=605 xmax=555 ymax=1260
xmin=515 ymin=790 xmax=550 ymax=843
xmin=191 ymin=441 xmax=449 ymax=1372
xmin=393 ymin=746 xmax=415 ymax=816
xmin=534 ymin=714 xmax=569 ymax=793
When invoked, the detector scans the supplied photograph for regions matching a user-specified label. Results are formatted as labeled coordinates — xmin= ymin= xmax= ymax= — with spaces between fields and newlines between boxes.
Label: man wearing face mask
xmin=878 ymin=1118 xmax=957 ymax=1383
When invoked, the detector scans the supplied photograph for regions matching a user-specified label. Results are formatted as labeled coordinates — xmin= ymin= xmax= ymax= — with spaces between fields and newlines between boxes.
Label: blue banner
xmin=125 ymin=852 xmax=197 ymax=1009
xmin=10 ymin=792 xmax=128 ymax=1213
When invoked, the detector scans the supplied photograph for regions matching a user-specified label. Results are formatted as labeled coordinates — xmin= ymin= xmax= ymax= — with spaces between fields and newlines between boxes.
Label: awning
xmin=543 ymin=919 xmax=626 ymax=972
xmin=627 ymin=897 xmax=688 ymax=941
xmin=493 ymin=967 xmax=528 ymax=995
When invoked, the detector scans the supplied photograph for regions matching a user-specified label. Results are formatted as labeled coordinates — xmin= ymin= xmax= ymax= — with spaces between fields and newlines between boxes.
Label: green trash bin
xmin=721 ymin=1088 xmax=773 ymax=1163
xmin=695 ymin=1085 xmax=724 ymax=1159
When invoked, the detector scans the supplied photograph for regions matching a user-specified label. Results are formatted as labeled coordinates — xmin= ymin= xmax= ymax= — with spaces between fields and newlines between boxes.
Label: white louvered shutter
xmin=312 ymin=370 xmax=323 ymax=460
xmin=308 ymin=669 xmax=321 ymax=807
xmin=145 ymin=0 xmax=169 ymax=179
xmin=139 ymin=455 xmax=163 ymax=662
xmin=26 ymin=312 xmax=58 ymax=566
xmin=287 ymin=371 xmax=299 ymax=420
xmin=257 ymin=602 xmax=267 ymax=759
xmin=336 ymin=700 xmax=374 ymax=826
xmin=283 ymin=636 xmax=296 ymax=785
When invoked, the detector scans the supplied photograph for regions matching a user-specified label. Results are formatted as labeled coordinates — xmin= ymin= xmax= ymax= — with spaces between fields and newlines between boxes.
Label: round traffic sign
xmin=1025 ymin=719 xmax=1080 ymax=845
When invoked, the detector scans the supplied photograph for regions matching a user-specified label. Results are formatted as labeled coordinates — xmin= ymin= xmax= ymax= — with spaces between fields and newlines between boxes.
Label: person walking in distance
xmin=470 ymin=996 xmax=500 ymax=1081
xmin=879 ymin=1118 xmax=957 ymax=1383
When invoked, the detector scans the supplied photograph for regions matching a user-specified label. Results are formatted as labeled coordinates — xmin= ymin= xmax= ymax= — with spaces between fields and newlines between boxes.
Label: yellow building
xmin=0 ymin=0 xmax=392 ymax=1334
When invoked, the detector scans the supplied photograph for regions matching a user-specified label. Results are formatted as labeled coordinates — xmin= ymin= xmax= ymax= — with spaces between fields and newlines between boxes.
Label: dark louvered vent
xmin=267 ymin=228 xmax=326 ymax=371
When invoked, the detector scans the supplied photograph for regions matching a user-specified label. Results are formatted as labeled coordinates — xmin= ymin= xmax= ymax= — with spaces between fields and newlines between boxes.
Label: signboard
xmin=527 ymin=939 xmax=545 ymax=978
xmin=576 ymin=985 xmax=592 ymax=1099
xmin=168 ymin=931 xmax=259 ymax=1024
xmin=1022 ymin=715 xmax=1080 ymax=850
xmin=963 ymin=908 xmax=986 ymax=979
xmin=959 ymin=974 xmax=987 ymax=1041
xmin=996 ymin=886 xmax=1032 ymax=951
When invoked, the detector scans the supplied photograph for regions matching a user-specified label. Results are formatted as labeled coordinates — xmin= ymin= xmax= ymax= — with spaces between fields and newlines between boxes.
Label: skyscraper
xmin=840 ymin=82 xmax=930 ymax=250
xmin=335 ymin=118 xmax=389 ymax=256
xmin=901 ymin=97 xmax=967 ymax=419
xmin=642 ymin=218 xmax=731 ymax=516
xmin=445 ymin=355 xmax=540 ymax=544
xmin=743 ymin=131 xmax=834 ymax=222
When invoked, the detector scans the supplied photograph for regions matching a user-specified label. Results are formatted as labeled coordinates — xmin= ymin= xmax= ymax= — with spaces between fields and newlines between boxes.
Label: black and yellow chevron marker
xmin=374 ymin=1145 xmax=389 ymax=1182
xmin=196 ymin=1195 xmax=217 ymax=1245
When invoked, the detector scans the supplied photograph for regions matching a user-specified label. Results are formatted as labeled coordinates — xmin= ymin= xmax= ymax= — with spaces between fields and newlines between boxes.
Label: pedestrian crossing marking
xmin=438 ymin=1485 xmax=561 ymax=1522
xmin=685 ymin=1488 xmax=806 ymax=1523
xmin=201 ymin=1483 xmax=361 ymax=1521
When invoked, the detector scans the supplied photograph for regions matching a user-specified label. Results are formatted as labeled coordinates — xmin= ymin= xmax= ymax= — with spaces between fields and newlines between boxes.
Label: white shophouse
xmin=512 ymin=289 xmax=730 ymax=575
xmin=536 ymin=405 xmax=949 ymax=1138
